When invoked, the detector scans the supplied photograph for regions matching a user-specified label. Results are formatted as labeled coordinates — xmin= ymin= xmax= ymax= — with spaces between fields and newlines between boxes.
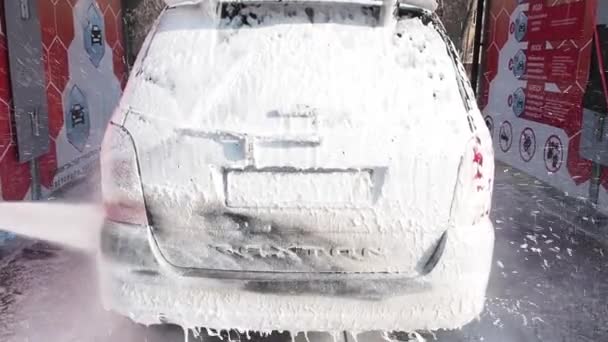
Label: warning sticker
xmin=519 ymin=127 xmax=536 ymax=162
xmin=544 ymin=135 xmax=564 ymax=172
xmin=499 ymin=121 xmax=513 ymax=153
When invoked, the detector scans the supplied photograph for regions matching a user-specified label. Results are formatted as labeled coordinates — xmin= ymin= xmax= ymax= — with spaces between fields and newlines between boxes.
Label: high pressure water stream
xmin=0 ymin=202 xmax=105 ymax=252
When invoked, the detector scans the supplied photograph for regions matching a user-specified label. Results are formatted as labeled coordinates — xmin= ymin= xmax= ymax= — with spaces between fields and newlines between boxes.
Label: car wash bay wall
xmin=0 ymin=0 xmax=127 ymax=202
xmin=479 ymin=0 xmax=608 ymax=212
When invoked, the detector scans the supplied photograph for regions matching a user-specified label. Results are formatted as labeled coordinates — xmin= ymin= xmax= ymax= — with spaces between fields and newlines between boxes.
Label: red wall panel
xmin=0 ymin=1 xmax=31 ymax=200
xmin=0 ymin=0 xmax=128 ymax=200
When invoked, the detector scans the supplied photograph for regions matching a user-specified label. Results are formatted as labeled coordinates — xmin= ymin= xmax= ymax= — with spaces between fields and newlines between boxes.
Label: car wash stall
xmin=0 ymin=1 xmax=607 ymax=341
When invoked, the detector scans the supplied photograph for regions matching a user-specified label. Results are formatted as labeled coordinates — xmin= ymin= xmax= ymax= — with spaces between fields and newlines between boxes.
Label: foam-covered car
xmin=99 ymin=0 xmax=495 ymax=333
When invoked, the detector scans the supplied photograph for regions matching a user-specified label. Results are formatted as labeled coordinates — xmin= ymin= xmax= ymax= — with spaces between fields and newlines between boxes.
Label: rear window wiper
xmin=396 ymin=3 xmax=432 ymax=21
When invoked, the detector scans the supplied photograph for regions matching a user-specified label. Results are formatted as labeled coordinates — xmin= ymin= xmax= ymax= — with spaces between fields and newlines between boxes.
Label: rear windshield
xmin=217 ymin=2 xmax=383 ymax=27
xmin=128 ymin=2 xmax=473 ymax=128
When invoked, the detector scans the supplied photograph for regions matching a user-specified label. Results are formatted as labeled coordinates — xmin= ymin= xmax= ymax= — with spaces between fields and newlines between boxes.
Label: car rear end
xmin=98 ymin=0 xmax=495 ymax=332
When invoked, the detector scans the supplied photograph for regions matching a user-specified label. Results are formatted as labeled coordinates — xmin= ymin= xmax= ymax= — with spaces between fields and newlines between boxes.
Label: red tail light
xmin=101 ymin=122 xmax=148 ymax=226
xmin=450 ymin=136 xmax=493 ymax=227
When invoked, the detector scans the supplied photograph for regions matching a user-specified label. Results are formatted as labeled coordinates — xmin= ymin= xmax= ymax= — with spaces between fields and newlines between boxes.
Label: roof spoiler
xmin=164 ymin=0 xmax=438 ymax=12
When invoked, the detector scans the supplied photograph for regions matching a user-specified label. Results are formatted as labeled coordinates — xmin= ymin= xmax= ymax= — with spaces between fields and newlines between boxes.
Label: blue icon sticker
xmin=512 ymin=87 xmax=526 ymax=117
xmin=514 ymin=12 xmax=528 ymax=42
xmin=512 ymin=50 xmax=527 ymax=79
xmin=66 ymin=85 xmax=91 ymax=152
xmin=83 ymin=3 xmax=105 ymax=68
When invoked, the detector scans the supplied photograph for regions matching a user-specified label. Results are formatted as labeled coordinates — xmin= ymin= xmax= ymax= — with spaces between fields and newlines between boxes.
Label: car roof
xmin=164 ymin=0 xmax=437 ymax=12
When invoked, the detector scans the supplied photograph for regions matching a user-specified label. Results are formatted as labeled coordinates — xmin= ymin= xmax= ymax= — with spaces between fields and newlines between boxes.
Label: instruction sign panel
xmin=480 ymin=0 xmax=603 ymax=204
xmin=527 ymin=0 xmax=587 ymax=41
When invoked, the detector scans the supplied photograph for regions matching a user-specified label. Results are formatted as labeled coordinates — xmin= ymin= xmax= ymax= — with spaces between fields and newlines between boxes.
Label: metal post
xmin=589 ymin=113 xmax=604 ymax=204
xmin=589 ymin=26 xmax=608 ymax=205
xmin=121 ymin=0 xmax=134 ymax=72
xmin=589 ymin=111 xmax=604 ymax=205
xmin=590 ymin=163 xmax=602 ymax=204
xmin=29 ymin=158 xmax=41 ymax=200
xmin=470 ymin=0 xmax=487 ymax=95
xmin=589 ymin=114 xmax=606 ymax=204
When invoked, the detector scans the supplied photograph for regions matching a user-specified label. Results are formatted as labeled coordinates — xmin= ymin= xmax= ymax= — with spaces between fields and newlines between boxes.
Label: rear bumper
xmin=98 ymin=218 xmax=494 ymax=331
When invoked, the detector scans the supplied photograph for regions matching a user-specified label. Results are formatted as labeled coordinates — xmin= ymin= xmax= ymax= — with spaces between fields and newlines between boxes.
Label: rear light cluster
xmin=101 ymin=122 xmax=148 ymax=226
xmin=450 ymin=136 xmax=493 ymax=228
